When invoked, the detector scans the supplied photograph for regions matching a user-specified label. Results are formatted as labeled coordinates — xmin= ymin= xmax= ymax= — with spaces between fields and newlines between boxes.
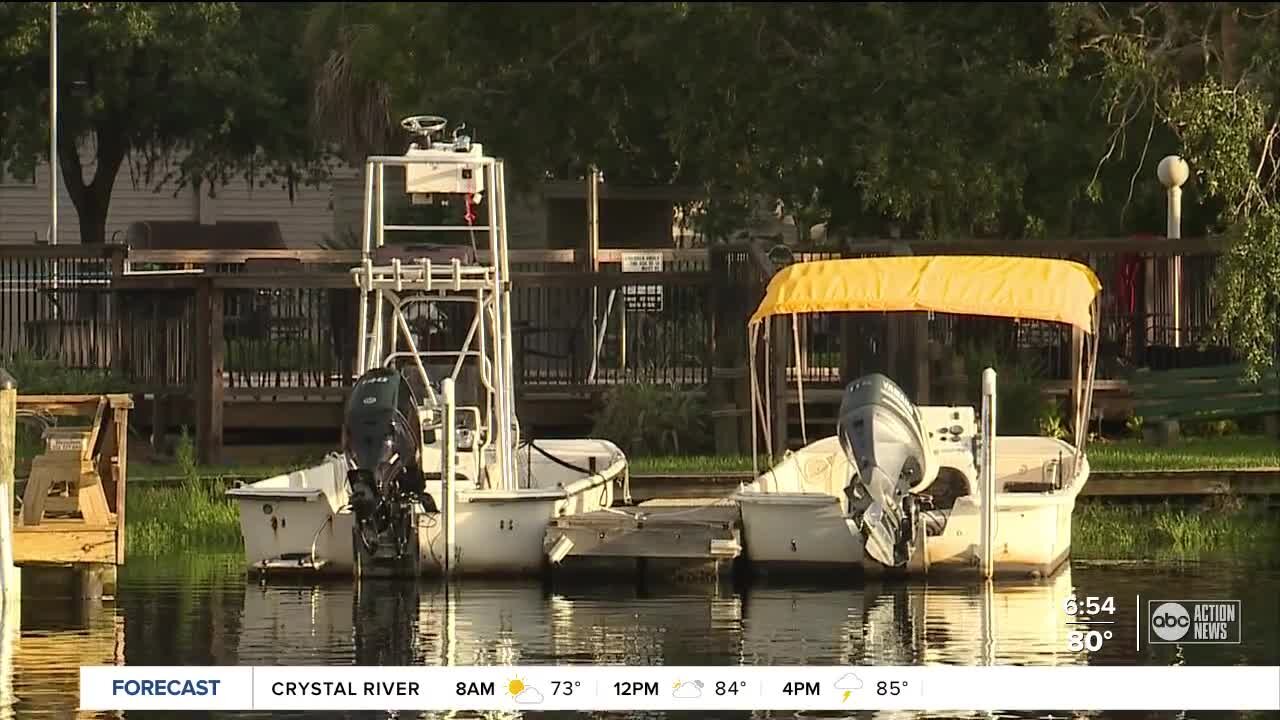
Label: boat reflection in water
xmin=740 ymin=567 xmax=1080 ymax=668
xmin=3 ymin=565 xmax=1082 ymax=719
xmin=236 ymin=568 xmax=1080 ymax=673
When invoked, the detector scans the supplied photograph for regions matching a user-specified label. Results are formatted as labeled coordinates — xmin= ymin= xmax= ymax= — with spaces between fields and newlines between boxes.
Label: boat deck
xmin=545 ymin=498 xmax=742 ymax=583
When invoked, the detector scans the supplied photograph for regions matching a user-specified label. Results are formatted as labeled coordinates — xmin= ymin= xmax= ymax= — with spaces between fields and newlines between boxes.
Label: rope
xmin=463 ymin=194 xmax=479 ymax=255
xmin=520 ymin=439 xmax=595 ymax=476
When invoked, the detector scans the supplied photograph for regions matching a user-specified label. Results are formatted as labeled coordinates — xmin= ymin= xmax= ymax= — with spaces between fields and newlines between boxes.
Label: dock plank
xmin=13 ymin=520 xmax=117 ymax=565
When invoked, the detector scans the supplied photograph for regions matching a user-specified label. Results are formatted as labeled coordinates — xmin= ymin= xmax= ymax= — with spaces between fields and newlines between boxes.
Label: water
xmin=5 ymin=555 xmax=1278 ymax=719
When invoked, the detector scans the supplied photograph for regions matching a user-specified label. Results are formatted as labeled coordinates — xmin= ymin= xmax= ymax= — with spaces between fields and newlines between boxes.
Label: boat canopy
xmin=748 ymin=255 xmax=1102 ymax=333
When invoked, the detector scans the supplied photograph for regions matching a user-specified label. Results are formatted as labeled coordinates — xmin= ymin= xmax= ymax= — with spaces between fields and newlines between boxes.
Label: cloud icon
xmin=514 ymin=688 xmax=544 ymax=704
xmin=673 ymin=681 xmax=703 ymax=699
xmin=834 ymin=673 xmax=864 ymax=690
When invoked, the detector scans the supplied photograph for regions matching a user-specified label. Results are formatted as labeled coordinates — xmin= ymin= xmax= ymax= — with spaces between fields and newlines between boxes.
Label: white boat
xmin=735 ymin=255 xmax=1103 ymax=579
xmin=227 ymin=116 xmax=628 ymax=577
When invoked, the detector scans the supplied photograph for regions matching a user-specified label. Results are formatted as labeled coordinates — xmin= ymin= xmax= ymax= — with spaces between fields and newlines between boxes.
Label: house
xmin=1 ymin=153 xmax=701 ymax=252
xmin=0 ymin=157 xmax=346 ymax=247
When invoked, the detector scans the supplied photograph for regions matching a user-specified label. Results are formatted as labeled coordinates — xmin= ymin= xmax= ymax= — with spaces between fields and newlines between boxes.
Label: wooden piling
xmin=193 ymin=279 xmax=225 ymax=465
xmin=0 ymin=369 xmax=18 ymax=601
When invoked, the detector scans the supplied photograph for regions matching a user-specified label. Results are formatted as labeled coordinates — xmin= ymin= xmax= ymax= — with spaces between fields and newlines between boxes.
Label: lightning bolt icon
xmin=842 ymin=690 xmax=851 ymax=703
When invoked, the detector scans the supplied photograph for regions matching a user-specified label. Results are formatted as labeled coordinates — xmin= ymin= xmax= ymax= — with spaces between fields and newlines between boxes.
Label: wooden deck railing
xmin=0 ymin=236 xmax=1237 ymax=461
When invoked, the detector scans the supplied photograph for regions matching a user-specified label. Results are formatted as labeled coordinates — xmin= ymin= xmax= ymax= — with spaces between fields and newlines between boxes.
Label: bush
xmin=591 ymin=383 xmax=711 ymax=457
xmin=0 ymin=349 xmax=132 ymax=394
xmin=960 ymin=341 xmax=1056 ymax=436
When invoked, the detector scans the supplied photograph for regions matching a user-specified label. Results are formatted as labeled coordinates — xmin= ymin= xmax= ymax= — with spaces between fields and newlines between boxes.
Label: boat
xmin=734 ymin=255 xmax=1102 ymax=578
xmin=227 ymin=116 xmax=628 ymax=577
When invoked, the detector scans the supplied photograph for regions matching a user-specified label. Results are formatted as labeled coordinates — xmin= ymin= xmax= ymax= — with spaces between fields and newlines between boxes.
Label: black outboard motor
xmin=342 ymin=367 xmax=438 ymax=562
xmin=837 ymin=373 xmax=932 ymax=568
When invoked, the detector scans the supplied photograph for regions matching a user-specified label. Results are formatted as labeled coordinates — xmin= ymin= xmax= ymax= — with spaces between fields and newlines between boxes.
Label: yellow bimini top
xmin=748 ymin=255 xmax=1102 ymax=333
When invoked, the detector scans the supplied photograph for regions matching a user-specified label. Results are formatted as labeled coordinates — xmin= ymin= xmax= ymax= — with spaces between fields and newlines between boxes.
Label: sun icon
xmin=507 ymin=676 xmax=526 ymax=698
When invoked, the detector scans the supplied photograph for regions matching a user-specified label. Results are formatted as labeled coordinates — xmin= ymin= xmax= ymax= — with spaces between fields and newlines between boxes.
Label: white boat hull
xmin=229 ymin=440 xmax=627 ymax=577
xmin=738 ymin=435 xmax=1087 ymax=578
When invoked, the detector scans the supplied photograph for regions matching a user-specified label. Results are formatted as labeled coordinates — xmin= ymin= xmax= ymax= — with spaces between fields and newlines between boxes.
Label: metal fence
xmin=0 ymin=242 xmax=1240 ymax=401
xmin=777 ymin=244 xmax=1231 ymax=386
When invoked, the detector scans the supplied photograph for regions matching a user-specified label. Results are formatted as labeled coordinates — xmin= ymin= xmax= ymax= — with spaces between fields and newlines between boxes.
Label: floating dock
xmin=545 ymin=498 xmax=742 ymax=582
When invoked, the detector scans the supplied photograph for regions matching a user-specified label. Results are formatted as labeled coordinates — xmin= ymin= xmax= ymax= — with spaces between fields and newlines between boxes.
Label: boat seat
xmin=993 ymin=436 xmax=1078 ymax=492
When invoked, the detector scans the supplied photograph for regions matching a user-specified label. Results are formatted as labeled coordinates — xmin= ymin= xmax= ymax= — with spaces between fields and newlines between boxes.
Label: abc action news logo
xmin=1148 ymin=600 xmax=1242 ymax=644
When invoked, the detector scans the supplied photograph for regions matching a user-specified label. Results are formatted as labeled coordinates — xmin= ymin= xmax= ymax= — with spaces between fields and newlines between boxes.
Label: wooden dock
xmin=545 ymin=498 xmax=742 ymax=582
xmin=10 ymin=394 xmax=132 ymax=582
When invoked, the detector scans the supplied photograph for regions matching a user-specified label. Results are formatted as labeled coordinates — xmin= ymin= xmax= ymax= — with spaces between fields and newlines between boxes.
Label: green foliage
xmin=1125 ymin=413 xmax=1145 ymax=439
xmin=1211 ymin=209 xmax=1280 ymax=379
xmin=1184 ymin=418 xmax=1240 ymax=438
xmin=0 ymin=350 xmax=132 ymax=394
xmin=0 ymin=2 xmax=334 ymax=243
xmin=591 ymin=383 xmax=710 ymax=457
xmin=1089 ymin=434 xmax=1280 ymax=472
xmin=307 ymin=3 xmax=1120 ymax=241
xmin=175 ymin=427 xmax=198 ymax=480
xmin=126 ymin=477 xmax=242 ymax=556
xmin=960 ymin=342 xmax=1056 ymax=436
xmin=1038 ymin=400 xmax=1069 ymax=440
xmin=226 ymin=338 xmax=328 ymax=373
xmin=1054 ymin=2 xmax=1280 ymax=377
xmin=1073 ymin=498 xmax=1280 ymax=563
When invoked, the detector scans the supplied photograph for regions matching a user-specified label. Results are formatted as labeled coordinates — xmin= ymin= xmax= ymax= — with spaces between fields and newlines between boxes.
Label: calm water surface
xmin=5 ymin=555 xmax=1278 ymax=719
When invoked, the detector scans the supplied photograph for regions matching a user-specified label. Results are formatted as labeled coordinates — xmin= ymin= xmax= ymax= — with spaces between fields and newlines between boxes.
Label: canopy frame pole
xmin=1074 ymin=298 xmax=1101 ymax=456
xmin=749 ymin=323 xmax=759 ymax=477
xmin=763 ymin=324 xmax=773 ymax=460
xmin=792 ymin=314 xmax=808 ymax=447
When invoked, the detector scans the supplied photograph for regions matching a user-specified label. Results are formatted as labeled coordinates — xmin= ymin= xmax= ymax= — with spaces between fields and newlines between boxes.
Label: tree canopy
xmin=302 ymin=1 xmax=1280 ymax=371
xmin=1055 ymin=2 xmax=1280 ymax=374
xmin=0 ymin=1 xmax=332 ymax=244
xmin=4 ymin=2 xmax=1280 ymax=372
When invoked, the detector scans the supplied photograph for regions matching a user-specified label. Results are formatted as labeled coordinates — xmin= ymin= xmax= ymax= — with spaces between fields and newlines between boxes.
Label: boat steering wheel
xmin=401 ymin=115 xmax=449 ymax=138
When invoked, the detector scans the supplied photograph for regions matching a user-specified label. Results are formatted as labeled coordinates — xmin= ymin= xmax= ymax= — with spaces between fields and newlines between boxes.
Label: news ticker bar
xmin=81 ymin=665 xmax=1280 ymax=712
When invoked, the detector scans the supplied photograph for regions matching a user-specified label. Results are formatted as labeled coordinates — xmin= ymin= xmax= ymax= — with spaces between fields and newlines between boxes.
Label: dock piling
xmin=979 ymin=368 xmax=997 ymax=579
xmin=0 ymin=369 xmax=18 ymax=606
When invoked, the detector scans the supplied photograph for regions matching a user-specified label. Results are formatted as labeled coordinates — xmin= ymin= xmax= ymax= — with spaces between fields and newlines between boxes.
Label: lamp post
xmin=1157 ymin=155 xmax=1189 ymax=348
xmin=48 ymin=1 xmax=57 ymax=246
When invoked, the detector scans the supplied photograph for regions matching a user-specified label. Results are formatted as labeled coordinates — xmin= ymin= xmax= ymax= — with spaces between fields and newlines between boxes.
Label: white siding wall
xmin=0 ymin=145 xmax=360 ymax=247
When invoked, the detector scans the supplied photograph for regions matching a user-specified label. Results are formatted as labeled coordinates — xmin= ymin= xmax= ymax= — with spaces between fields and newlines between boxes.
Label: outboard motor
xmin=342 ymin=367 xmax=438 ymax=563
xmin=837 ymin=373 xmax=935 ymax=568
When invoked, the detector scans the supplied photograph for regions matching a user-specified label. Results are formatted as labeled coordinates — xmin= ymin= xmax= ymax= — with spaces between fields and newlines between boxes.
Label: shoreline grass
xmin=123 ymin=483 xmax=1280 ymax=564
xmin=126 ymin=478 xmax=243 ymax=557
xmin=627 ymin=434 xmax=1280 ymax=475
xmin=1072 ymin=498 xmax=1280 ymax=563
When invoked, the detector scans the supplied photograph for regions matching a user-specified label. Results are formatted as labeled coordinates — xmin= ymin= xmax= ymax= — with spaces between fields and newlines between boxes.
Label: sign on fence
xmin=621 ymin=251 xmax=664 ymax=313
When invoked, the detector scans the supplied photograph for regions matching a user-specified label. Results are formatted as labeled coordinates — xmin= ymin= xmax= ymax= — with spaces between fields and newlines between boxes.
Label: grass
xmin=1087 ymin=435 xmax=1280 ymax=471
xmin=627 ymin=434 xmax=1280 ymax=474
xmin=1072 ymin=498 xmax=1280 ymax=563
xmin=629 ymin=455 xmax=755 ymax=474
xmin=1 ymin=349 xmax=135 ymax=394
xmin=126 ymin=478 xmax=244 ymax=556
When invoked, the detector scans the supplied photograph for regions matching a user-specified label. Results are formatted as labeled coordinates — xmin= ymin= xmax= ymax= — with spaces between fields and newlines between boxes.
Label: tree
xmin=0 ymin=2 xmax=333 ymax=244
xmin=1053 ymin=2 xmax=1280 ymax=375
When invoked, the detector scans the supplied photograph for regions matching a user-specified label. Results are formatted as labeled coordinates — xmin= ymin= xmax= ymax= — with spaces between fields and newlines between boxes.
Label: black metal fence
xmin=0 ymin=242 xmax=1240 ymax=402
xmin=778 ymin=245 xmax=1230 ymax=387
